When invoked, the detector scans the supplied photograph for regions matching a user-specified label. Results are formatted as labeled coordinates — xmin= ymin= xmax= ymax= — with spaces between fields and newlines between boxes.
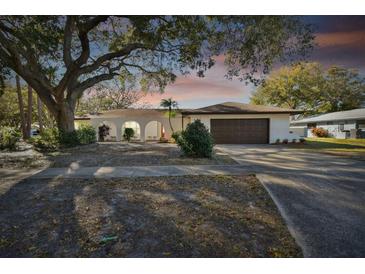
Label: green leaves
xmin=176 ymin=119 xmax=214 ymax=158
xmin=251 ymin=62 xmax=365 ymax=115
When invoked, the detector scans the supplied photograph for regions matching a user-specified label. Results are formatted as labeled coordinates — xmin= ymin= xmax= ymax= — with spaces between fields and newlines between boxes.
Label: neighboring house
xmin=290 ymin=108 xmax=365 ymax=139
xmin=75 ymin=102 xmax=301 ymax=144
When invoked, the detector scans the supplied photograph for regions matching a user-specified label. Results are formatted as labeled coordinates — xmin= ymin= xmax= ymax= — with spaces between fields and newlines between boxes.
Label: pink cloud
xmin=315 ymin=30 xmax=365 ymax=48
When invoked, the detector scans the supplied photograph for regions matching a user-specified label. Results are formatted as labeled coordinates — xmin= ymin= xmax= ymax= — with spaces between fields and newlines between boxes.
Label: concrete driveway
xmin=216 ymin=144 xmax=365 ymax=258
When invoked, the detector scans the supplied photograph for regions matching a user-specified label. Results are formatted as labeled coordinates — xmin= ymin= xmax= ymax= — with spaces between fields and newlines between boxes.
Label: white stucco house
xmin=75 ymin=102 xmax=301 ymax=144
xmin=290 ymin=108 xmax=365 ymax=139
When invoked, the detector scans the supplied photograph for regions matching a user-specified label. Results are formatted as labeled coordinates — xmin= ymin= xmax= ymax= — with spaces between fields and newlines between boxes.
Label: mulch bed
xmin=0 ymin=175 xmax=301 ymax=257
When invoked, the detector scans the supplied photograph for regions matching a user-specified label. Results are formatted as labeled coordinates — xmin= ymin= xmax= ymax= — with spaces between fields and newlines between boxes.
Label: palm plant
xmin=160 ymin=98 xmax=178 ymax=133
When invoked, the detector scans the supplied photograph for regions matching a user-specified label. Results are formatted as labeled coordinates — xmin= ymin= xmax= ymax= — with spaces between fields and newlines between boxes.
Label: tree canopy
xmin=76 ymin=80 xmax=146 ymax=115
xmin=251 ymin=62 xmax=365 ymax=115
xmin=0 ymin=16 xmax=314 ymax=133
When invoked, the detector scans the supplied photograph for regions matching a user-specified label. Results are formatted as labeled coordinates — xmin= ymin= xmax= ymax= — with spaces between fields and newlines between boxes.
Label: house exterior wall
xmin=78 ymin=111 xmax=295 ymax=143
xmin=289 ymin=126 xmax=307 ymax=137
xmin=88 ymin=112 xmax=188 ymax=141
xmin=74 ymin=120 xmax=90 ymax=129
xmin=292 ymin=120 xmax=358 ymax=139
xmin=187 ymin=113 xmax=295 ymax=143
xmin=145 ymin=121 xmax=162 ymax=140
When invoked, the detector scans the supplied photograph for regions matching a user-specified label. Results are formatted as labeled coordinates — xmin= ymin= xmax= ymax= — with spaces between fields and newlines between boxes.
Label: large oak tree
xmin=0 ymin=16 xmax=313 ymax=134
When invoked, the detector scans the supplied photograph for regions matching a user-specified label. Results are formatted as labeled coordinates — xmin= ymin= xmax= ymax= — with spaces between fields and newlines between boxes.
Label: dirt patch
xmin=0 ymin=175 xmax=301 ymax=257
xmin=49 ymin=143 xmax=237 ymax=168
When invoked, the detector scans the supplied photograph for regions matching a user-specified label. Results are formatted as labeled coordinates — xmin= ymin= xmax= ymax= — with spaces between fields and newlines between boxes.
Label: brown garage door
xmin=210 ymin=119 xmax=269 ymax=144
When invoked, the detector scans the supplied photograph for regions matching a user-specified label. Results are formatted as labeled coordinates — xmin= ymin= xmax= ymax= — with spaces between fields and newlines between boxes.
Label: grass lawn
xmin=291 ymin=138 xmax=365 ymax=159
xmin=0 ymin=175 xmax=301 ymax=258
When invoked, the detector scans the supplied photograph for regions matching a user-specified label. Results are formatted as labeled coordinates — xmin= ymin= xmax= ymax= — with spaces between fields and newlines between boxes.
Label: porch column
xmin=116 ymin=125 xmax=122 ymax=141
xmin=139 ymin=122 xmax=146 ymax=142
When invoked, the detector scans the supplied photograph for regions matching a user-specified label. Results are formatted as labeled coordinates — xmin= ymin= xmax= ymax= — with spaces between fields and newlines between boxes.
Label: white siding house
xmin=290 ymin=108 xmax=365 ymax=139
xmin=75 ymin=102 xmax=301 ymax=144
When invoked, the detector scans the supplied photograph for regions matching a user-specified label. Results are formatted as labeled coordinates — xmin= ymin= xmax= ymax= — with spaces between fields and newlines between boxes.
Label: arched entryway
xmin=121 ymin=121 xmax=141 ymax=141
xmin=145 ymin=120 xmax=165 ymax=141
xmin=98 ymin=121 xmax=117 ymax=141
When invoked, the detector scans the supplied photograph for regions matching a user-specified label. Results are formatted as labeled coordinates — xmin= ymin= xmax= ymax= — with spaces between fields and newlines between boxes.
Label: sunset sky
xmin=142 ymin=16 xmax=365 ymax=109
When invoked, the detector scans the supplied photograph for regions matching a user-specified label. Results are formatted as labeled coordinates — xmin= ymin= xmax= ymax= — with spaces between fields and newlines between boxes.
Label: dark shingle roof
xmin=181 ymin=102 xmax=301 ymax=115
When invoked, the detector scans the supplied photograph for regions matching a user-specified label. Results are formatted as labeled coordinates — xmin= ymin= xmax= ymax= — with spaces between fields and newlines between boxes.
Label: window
xmin=357 ymin=120 xmax=365 ymax=129
xmin=308 ymin=123 xmax=317 ymax=128
xmin=326 ymin=121 xmax=333 ymax=125
xmin=339 ymin=123 xmax=345 ymax=131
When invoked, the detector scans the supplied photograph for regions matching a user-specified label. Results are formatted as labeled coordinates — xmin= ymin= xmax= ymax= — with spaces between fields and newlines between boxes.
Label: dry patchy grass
xmin=0 ymin=175 xmax=301 ymax=258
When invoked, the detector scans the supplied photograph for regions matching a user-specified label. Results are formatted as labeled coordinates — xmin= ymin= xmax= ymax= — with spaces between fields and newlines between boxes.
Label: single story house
xmin=290 ymin=108 xmax=365 ymax=139
xmin=75 ymin=102 xmax=301 ymax=144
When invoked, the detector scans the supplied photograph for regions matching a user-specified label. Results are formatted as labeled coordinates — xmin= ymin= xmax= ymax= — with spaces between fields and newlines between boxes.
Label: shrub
xmin=171 ymin=131 xmax=181 ymax=142
xmin=31 ymin=125 xmax=96 ymax=151
xmin=98 ymin=124 xmax=110 ymax=142
xmin=77 ymin=124 xmax=96 ymax=145
xmin=59 ymin=130 xmax=79 ymax=147
xmin=311 ymin=127 xmax=329 ymax=137
xmin=282 ymin=139 xmax=288 ymax=144
xmin=176 ymin=119 xmax=214 ymax=158
xmin=123 ymin=128 xmax=134 ymax=142
xmin=275 ymin=139 xmax=281 ymax=144
xmin=30 ymin=128 xmax=59 ymax=151
xmin=0 ymin=127 xmax=21 ymax=150
xmin=292 ymin=139 xmax=297 ymax=143
xmin=299 ymin=138 xmax=306 ymax=143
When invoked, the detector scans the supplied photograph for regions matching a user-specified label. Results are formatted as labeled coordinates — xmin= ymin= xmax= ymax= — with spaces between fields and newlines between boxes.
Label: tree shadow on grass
xmin=0 ymin=175 xmax=301 ymax=257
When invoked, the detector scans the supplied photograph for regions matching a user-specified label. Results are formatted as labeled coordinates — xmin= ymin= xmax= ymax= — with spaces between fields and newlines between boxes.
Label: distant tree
xmin=321 ymin=66 xmax=365 ymax=113
xmin=160 ymin=98 xmax=178 ymax=133
xmin=37 ymin=94 xmax=44 ymax=133
xmin=0 ymin=16 xmax=314 ymax=136
xmin=0 ymin=81 xmax=55 ymax=131
xmin=251 ymin=62 xmax=365 ymax=115
xmin=76 ymin=78 xmax=144 ymax=115
xmin=26 ymin=85 xmax=33 ymax=139
xmin=15 ymin=75 xmax=27 ymax=139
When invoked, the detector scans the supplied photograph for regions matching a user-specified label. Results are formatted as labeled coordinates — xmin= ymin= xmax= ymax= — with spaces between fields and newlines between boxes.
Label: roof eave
xmin=291 ymin=116 xmax=365 ymax=124
xmin=182 ymin=111 xmax=302 ymax=115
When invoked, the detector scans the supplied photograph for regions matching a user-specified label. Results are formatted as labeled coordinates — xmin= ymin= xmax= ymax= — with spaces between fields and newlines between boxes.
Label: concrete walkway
xmin=217 ymin=144 xmax=365 ymax=258
xmin=29 ymin=164 xmax=249 ymax=179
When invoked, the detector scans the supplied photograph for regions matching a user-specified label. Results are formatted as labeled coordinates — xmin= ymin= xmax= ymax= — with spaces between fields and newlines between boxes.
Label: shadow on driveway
xmin=217 ymin=144 xmax=365 ymax=257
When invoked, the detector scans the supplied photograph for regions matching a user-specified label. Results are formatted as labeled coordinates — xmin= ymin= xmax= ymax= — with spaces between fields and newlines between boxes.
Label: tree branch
xmin=56 ymin=16 xmax=110 ymax=98
xmin=78 ymin=43 xmax=145 ymax=75
xmin=63 ymin=16 xmax=75 ymax=67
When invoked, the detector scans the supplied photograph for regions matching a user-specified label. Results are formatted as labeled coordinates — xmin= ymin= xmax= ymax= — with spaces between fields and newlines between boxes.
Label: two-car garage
xmin=181 ymin=102 xmax=300 ymax=144
xmin=210 ymin=118 xmax=269 ymax=144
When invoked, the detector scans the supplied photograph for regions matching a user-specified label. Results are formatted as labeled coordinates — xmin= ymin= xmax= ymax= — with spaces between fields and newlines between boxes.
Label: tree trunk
xmin=26 ymin=85 xmax=33 ymax=139
xmin=168 ymin=107 xmax=174 ymax=133
xmin=56 ymin=102 xmax=75 ymax=133
xmin=37 ymin=95 xmax=43 ymax=133
xmin=15 ymin=75 xmax=27 ymax=139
